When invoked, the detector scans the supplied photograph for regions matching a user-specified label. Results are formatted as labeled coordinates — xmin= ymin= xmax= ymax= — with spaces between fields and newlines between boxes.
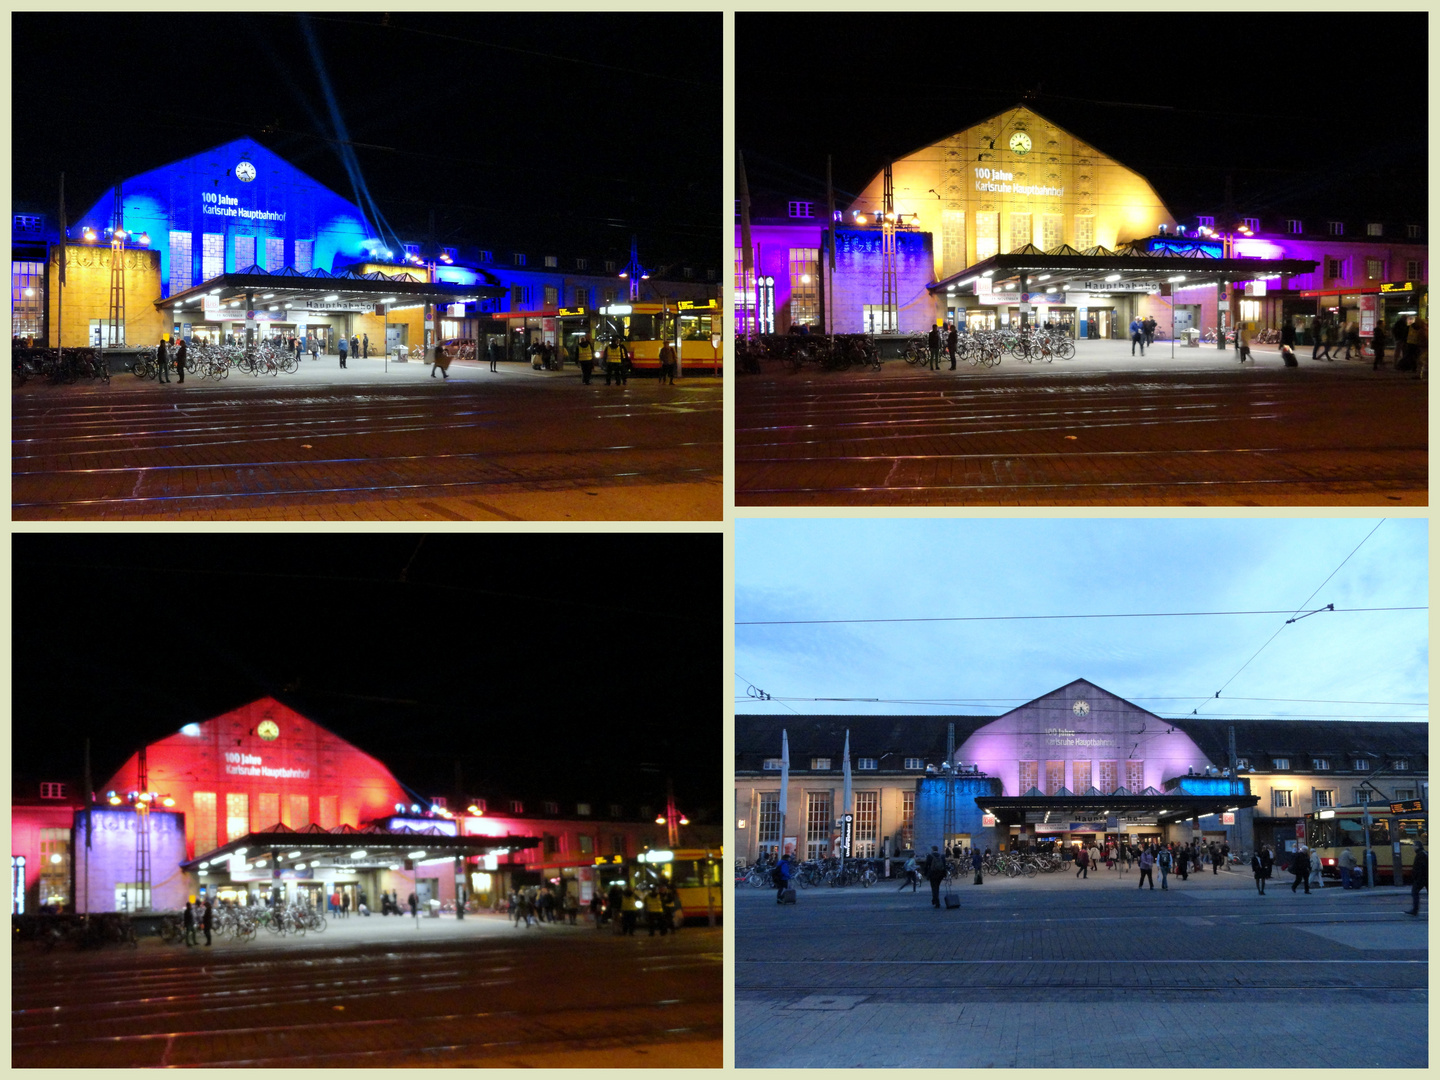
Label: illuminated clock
xmin=257 ymin=719 xmax=280 ymax=741
xmin=235 ymin=160 xmax=257 ymax=182
xmin=1072 ymin=700 xmax=1090 ymax=716
xmin=1008 ymin=132 xmax=1032 ymax=155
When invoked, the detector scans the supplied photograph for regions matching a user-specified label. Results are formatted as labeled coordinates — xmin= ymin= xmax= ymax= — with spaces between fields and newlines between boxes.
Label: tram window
xmin=1396 ymin=819 xmax=1427 ymax=845
xmin=679 ymin=315 xmax=710 ymax=340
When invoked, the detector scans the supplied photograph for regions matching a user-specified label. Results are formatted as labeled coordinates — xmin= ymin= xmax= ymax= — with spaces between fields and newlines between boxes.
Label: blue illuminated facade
xmin=75 ymin=137 xmax=376 ymax=299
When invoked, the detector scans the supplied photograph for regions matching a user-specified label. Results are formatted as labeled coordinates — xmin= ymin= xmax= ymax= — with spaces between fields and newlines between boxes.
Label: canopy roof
xmin=158 ymin=264 xmax=504 ymax=313
xmin=180 ymin=822 xmax=539 ymax=870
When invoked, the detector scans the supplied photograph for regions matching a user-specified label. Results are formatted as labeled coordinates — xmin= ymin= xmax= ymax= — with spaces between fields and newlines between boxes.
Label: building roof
xmin=735 ymin=714 xmax=993 ymax=773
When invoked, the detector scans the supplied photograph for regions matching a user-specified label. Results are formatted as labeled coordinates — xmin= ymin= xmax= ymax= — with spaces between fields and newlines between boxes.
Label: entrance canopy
xmin=157 ymin=264 xmax=505 ymax=318
xmin=179 ymin=822 xmax=540 ymax=872
xmin=976 ymin=784 xmax=1259 ymax=828
xmin=930 ymin=240 xmax=1319 ymax=300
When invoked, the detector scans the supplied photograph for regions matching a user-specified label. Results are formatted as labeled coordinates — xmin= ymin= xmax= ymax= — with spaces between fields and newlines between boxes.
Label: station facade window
xmin=202 ymin=233 xmax=224 ymax=280
xmin=264 ymin=237 xmax=284 ymax=271
xmin=757 ymin=793 xmax=780 ymax=849
xmin=853 ymin=791 xmax=878 ymax=856
xmin=900 ymin=791 xmax=915 ymax=848
xmin=975 ymin=212 xmax=999 ymax=260
xmin=1072 ymin=760 xmax=1091 ymax=791
xmin=1009 ymin=213 xmax=1032 ymax=253
xmin=225 ymin=792 xmax=249 ymax=843
xmin=169 ymin=232 xmax=192 ymax=294
xmin=194 ymin=792 xmax=216 ymax=854
xmin=11 ymin=260 xmax=45 ymax=338
xmin=1074 ymin=216 xmax=1094 ymax=250
xmin=805 ymin=792 xmax=831 ymax=860
xmin=788 ymin=247 xmax=819 ymax=327
xmin=235 ymin=235 xmax=255 ymax=268
xmin=294 ymin=239 xmax=313 ymax=273
xmin=39 ymin=829 xmax=70 ymax=907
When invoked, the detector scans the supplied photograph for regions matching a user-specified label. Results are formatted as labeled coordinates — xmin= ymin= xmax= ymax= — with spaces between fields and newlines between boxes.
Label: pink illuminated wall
xmin=954 ymin=679 xmax=1212 ymax=795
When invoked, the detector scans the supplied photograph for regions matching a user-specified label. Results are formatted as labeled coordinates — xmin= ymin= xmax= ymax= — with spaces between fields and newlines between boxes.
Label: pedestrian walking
xmin=971 ymin=846 xmax=984 ymax=885
xmin=350 ymin=334 xmax=360 ymax=361
xmin=1323 ymin=320 xmax=1339 ymax=360
xmin=658 ymin=339 xmax=677 ymax=384
xmin=576 ymin=335 xmax=594 ymax=383
xmin=342 ymin=892 xmax=351 ymax=918
xmin=1406 ymin=841 xmax=1427 ymax=915
xmin=1311 ymin=318 xmax=1328 ymax=360
xmin=1338 ymin=847 xmax=1357 ymax=889
xmin=362 ymin=332 xmax=369 ymax=359
xmin=1158 ymin=845 xmax=1173 ymax=890
xmin=924 ymin=846 xmax=947 ymax=907
xmin=338 ymin=335 xmax=348 ymax=368
xmin=1075 ymin=845 xmax=1089 ymax=879
xmin=1222 ymin=841 xmax=1231 ymax=870
xmin=1343 ymin=320 xmax=1362 ymax=360
xmin=1309 ymin=846 xmax=1323 ymax=890
xmin=1130 ymin=316 xmax=1145 ymax=356
xmin=1291 ymin=846 xmax=1312 ymax=893
xmin=202 ymin=898 xmax=213 ymax=945
xmin=605 ymin=337 xmax=628 ymax=385
xmin=1236 ymin=323 xmax=1252 ymax=363
xmin=1371 ymin=321 xmax=1388 ymax=370
xmin=157 ymin=338 xmax=171 ymax=383
xmin=183 ymin=900 xmax=198 ymax=946
xmin=1143 ymin=316 xmax=1156 ymax=346
xmin=430 ymin=341 xmax=452 ymax=379
xmin=1252 ymin=849 xmax=1267 ymax=895
xmin=489 ymin=340 xmax=500 ymax=372
xmin=1137 ymin=847 xmax=1155 ymax=889
xmin=774 ymin=854 xmax=791 ymax=903
xmin=407 ymin=892 xmax=418 ymax=917
xmin=1211 ymin=842 xmax=1221 ymax=875
xmin=898 ymin=853 xmax=919 ymax=892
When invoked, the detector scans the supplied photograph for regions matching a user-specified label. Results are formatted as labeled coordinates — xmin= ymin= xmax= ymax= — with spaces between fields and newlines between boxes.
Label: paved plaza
xmin=735 ymin=865 xmax=1426 ymax=1067
xmin=736 ymin=339 xmax=1427 ymax=506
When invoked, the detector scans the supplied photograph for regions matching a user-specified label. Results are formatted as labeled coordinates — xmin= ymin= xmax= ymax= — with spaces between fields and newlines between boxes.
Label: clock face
xmin=1009 ymin=132 xmax=1032 ymax=155
xmin=1072 ymin=700 xmax=1090 ymax=716
xmin=235 ymin=160 xmax=257 ymax=182
xmin=257 ymin=720 xmax=280 ymax=741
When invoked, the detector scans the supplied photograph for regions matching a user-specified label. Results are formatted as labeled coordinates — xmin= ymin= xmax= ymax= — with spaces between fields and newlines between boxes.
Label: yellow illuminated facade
xmin=848 ymin=105 xmax=1178 ymax=280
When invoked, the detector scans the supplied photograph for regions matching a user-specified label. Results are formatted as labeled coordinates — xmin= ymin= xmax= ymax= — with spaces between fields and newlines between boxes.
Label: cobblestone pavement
xmin=12 ymin=914 xmax=721 ymax=1067
xmin=736 ymin=341 xmax=1426 ymax=506
xmin=735 ymin=868 xmax=1426 ymax=1067
xmin=12 ymin=359 xmax=722 ymax=520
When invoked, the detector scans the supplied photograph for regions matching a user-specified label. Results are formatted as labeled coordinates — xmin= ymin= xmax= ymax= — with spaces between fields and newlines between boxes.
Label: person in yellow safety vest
xmin=576 ymin=335 xmax=595 ymax=385
xmin=644 ymin=887 xmax=668 ymax=937
xmin=605 ymin=336 xmax=628 ymax=386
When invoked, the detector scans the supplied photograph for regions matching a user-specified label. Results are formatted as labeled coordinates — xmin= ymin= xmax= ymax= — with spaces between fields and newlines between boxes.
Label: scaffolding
xmin=880 ymin=163 xmax=897 ymax=333
xmin=106 ymin=183 xmax=126 ymax=347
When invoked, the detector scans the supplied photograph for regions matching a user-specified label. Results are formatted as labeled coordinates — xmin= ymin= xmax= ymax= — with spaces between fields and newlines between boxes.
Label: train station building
xmin=734 ymin=679 xmax=1427 ymax=862
xmin=737 ymin=104 xmax=1425 ymax=343
xmin=12 ymin=698 xmax=668 ymax=915
xmin=11 ymin=136 xmax=719 ymax=363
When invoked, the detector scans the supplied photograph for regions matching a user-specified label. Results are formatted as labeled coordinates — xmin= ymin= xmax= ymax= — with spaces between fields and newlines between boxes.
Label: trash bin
xmin=1182 ymin=329 xmax=1200 ymax=348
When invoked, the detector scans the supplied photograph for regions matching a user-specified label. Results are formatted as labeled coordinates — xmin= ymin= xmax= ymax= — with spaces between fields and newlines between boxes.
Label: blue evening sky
xmin=735 ymin=518 xmax=1428 ymax=725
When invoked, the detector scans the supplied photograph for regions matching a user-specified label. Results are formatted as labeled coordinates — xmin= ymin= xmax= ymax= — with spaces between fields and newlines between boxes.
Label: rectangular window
xmin=762 ymin=758 xmax=783 ymax=771
xmin=1019 ymin=761 xmax=1039 ymax=793
xmin=853 ymin=791 xmax=879 ymax=857
xmin=544 ymin=255 xmax=558 ymax=267
xmin=809 ymin=757 xmax=832 ymax=771
xmin=1041 ymin=214 xmax=1063 ymax=251
xmin=578 ymin=834 xmax=593 ymax=854
xmin=975 ymin=212 xmax=999 ymax=260
xmin=1366 ymin=259 xmax=1383 ymax=281
xmin=512 ymin=253 xmax=527 ymax=266
xmin=1240 ymin=299 xmax=1260 ymax=321
xmin=510 ymin=285 xmax=529 ymax=309
xmin=234 ymin=235 xmax=255 ymax=269
xmin=1313 ymin=789 xmax=1335 ymax=808
xmin=168 ymin=231 xmax=193 ymax=294
xmin=1073 ymin=216 xmax=1095 ymax=250
xmin=611 ymin=834 xmax=625 ymax=856
xmin=757 ymin=793 xmax=781 ymax=849
xmin=14 ymin=213 xmax=43 ymax=234
xmin=1287 ymin=219 xmax=1303 ymax=234
xmin=287 ymin=795 xmax=309 ymax=827
xmin=1273 ymin=758 xmax=1290 ymax=770
xmin=901 ymin=790 xmax=915 ymax=848
xmin=861 ymin=304 xmax=892 ymax=334
xmin=510 ymin=800 xmax=523 ymax=814
xmin=575 ymin=257 xmax=588 ymax=270
xmin=1326 ymin=258 xmax=1342 ymax=280
xmin=576 ymin=803 xmax=591 ymax=816
xmin=1099 ymin=761 xmax=1118 ymax=793
xmin=1394 ymin=759 xmax=1409 ymax=771
xmin=1008 ymin=212 xmax=1033 ymax=253
xmin=193 ymin=792 xmax=217 ymax=854
xmin=225 ymin=792 xmax=249 ymax=843
xmin=789 ymin=247 xmax=819 ymax=327
xmin=805 ymin=792 xmax=833 ymax=861
xmin=904 ymin=758 xmax=923 ymax=770
xmin=543 ymin=833 xmax=558 ymax=856
xmin=1367 ymin=223 xmax=1383 ymax=236
xmin=442 ymin=247 xmax=457 ymax=261
xmin=1236 ymin=758 xmax=1250 ymax=770
xmin=788 ymin=201 xmax=814 ymax=218
xmin=1273 ymin=789 xmax=1294 ymax=808
xmin=1125 ymin=761 xmax=1144 ymax=792
xmin=11 ymin=259 xmax=45 ymax=338
xmin=39 ymin=782 xmax=68 ymax=799
xmin=574 ymin=286 xmax=589 ymax=307
xmin=858 ymin=758 xmax=877 ymax=770
xmin=1329 ymin=221 xmax=1344 ymax=236
xmin=1407 ymin=224 xmax=1421 ymax=239
xmin=942 ymin=209 xmax=966 ymax=274
xmin=543 ymin=285 xmax=558 ymax=306
xmin=479 ymin=250 xmax=493 ymax=262
xmin=1406 ymin=259 xmax=1421 ymax=280
xmin=734 ymin=247 xmax=754 ymax=333
xmin=257 ymin=793 xmax=279 ymax=829
xmin=1354 ymin=788 xmax=1374 ymax=805
xmin=293 ymin=239 xmax=312 ymax=273
xmin=1353 ymin=758 xmax=1368 ymax=771
xmin=1243 ymin=217 xmax=1260 ymax=232
xmin=202 ymin=233 xmax=225 ymax=280
xmin=1313 ymin=759 xmax=1330 ymax=771
xmin=1045 ymin=760 xmax=1065 ymax=794
xmin=404 ymin=244 xmax=420 ymax=257
xmin=1072 ymin=760 xmax=1091 ymax=792
xmin=604 ymin=260 xmax=617 ymax=273
xmin=543 ymin=801 xmax=559 ymax=814
xmin=318 ymin=795 xmax=337 ymax=830
xmin=1197 ymin=215 xmax=1215 ymax=228
xmin=1394 ymin=788 xmax=1415 ymax=802
xmin=601 ymin=287 xmax=616 ymax=304
xmin=115 ymin=882 xmax=149 ymax=912
xmin=263 ymin=237 xmax=284 ymax=272
xmin=39 ymin=828 xmax=70 ymax=908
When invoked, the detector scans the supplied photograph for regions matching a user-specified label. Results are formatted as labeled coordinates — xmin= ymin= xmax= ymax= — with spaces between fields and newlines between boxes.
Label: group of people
xmin=181 ymin=898 xmax=214 ymax=946
xmin=924 ymin=323 xmax=962 ymax=370
xmin=1129 ymin=316 xmax=1158 ymax=355
xmin=507 ymin=884 xmax=582 ymax=927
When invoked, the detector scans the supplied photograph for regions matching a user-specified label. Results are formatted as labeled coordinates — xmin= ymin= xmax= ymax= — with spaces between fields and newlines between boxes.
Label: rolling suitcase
xmin=944 ymin=894 xmax=960 ymax=909
xmin=779 ymin=888 xmax=797 ymax=905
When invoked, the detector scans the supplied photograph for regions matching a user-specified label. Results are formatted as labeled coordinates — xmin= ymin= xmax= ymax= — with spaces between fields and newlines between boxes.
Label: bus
xmin=594 ymin=847 xmax=723 ymax=925
xmin=590 ymin=299 xmax=723 ymax=375
xmin=1304 ymin=804 xmax=1427 ymax=885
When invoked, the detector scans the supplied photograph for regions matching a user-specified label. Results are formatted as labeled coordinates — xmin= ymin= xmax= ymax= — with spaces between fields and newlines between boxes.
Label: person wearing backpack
xmin=924 ymin=846 xmax=946 ymax=908
xmin=1158 ymin=845 xmax=1173 ymax=890
xmin=773 ymin=855 xmax=791 ymax=904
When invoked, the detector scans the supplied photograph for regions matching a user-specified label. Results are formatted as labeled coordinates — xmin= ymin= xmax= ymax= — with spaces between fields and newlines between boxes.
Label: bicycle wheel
xmin=902 ymin=344 xmax=922 ymax=366
xmin=308 ymin=915 xmax=326 ymax=933
xmin=1024 ymin=863 xmax=1038 ymax=878
xmin=1056 ymin=340 xmax=1075 ymax=359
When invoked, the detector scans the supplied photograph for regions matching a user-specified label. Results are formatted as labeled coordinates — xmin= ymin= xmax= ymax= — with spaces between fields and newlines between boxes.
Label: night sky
xmin=13 ymin=12 xmax=720 ymax=270
xmin=12 ymin=534 xmax=721 ymax=823
xmin=739 ymin=12 xmax=1427 ymax=224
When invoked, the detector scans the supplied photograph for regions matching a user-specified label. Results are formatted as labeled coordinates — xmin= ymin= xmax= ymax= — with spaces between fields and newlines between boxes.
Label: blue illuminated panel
xmin=75 ymin=137 xmax=376 ymax=298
